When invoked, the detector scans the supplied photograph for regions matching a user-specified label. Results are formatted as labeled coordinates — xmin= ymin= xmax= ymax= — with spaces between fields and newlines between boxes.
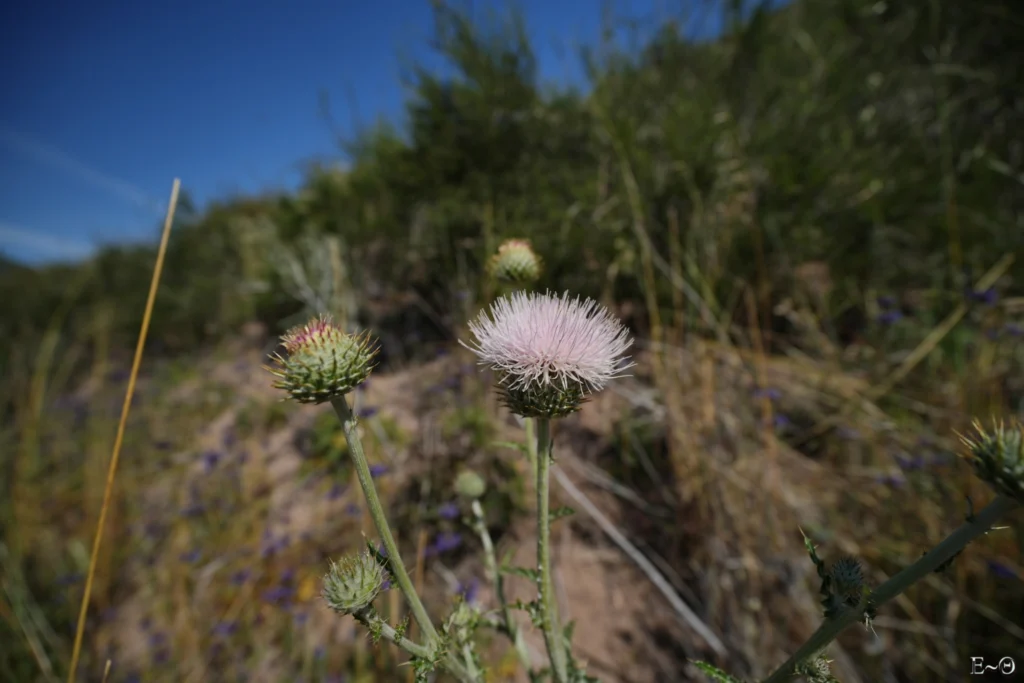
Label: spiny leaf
xmin=692 ymin=660 xmax=746 ymax=682
xmin=501 ymin=564 xmax=541 ymax=582
xmin=550 ymin=505 xmax=575 ymax=522
xmin=493 ymin=440 xmax=530 ymax=454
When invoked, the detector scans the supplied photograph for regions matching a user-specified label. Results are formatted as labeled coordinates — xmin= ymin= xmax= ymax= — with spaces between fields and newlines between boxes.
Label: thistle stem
xmin=471 ymin=498 xmax=532 ymax=671
xmin=331 ymin=396 xmax=439 ymax=647
xmin=352 ymin=607 xmax=474 ymax=682
xmin=762 ymin=495 xmax=1020 ymax=683
xmin=535 ymin=418 xmax=569 ymax=683
xmin=525 ymin=416 xmax=537 ymax=488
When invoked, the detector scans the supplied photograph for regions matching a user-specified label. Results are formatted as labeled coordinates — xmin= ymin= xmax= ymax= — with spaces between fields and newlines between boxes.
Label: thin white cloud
xmin=0 ymin=124 xmax=164 ymax=213
xmin=0 ymin=220 xmax=94 ymax=261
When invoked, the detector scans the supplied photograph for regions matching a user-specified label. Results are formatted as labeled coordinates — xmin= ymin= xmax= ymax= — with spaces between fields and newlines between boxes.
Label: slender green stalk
xmin=462 ymin=644 xmax=480 ymax=681
xmin=524 ymin=416 xmax=537 ymax=487
xmin=535 ymin=418 xmax=569 ymax=683
xmin=762 ymin=495 xmax=1020 ymax=683
xmin=471 ymin=499 xmax=532 ymax=670
xmin=330 ymin=396 xmax=439 ymax=646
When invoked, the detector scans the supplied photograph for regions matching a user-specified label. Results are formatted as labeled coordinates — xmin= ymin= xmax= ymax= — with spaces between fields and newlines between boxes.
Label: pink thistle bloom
xmin=461 ymin=291 xmax=634 ymax=403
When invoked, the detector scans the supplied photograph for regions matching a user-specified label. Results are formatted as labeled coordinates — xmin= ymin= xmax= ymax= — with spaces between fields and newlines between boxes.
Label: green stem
xmin=471 ymin=499 xmax=532 ymax=671
xmin=525 ymin=417 xmax=537 ymax=488
xmin=352 ymin=607 xmax=474 ymax=681
xmin=762 ymin=495 xmax=1020 ymax=683
xmin=462 ymin=643 xmax=480 ymax=681
xmin=535 ymin=418 xmax=569 ymax=683
xmin=330 ymin=396 xmax=439 ymax=647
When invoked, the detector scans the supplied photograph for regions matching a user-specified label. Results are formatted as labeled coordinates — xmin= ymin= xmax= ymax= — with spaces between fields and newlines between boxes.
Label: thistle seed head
xmin=322 ymin=551 xmax=388 ymax=615
xmin=487 ymin=238 xmax=542 ymax=284
xmin=266 ymin=315 xmax=378 ymax=404
xmin=959 ymin=420 xmax=1024 ymax=503
xmin=460 ymin=290 xmax=633 ymax=418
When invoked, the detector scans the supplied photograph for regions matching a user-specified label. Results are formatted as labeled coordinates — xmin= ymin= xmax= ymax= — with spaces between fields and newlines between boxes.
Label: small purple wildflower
xmin=773 ymin=414 xmax=791 ymax=429
xmin=357 ymin=406 xmax=378 ymax=419
xmin=230 ymin=569 xmax=251 ymax=586
xmin=328 ymin=483 xmax=345 ymax=500
xmin=428 ymin=531 xmax=463 ymax=556
xmin=987 ymin=561 xmax=1017 ymax=580
xmin=457 ymin=577 xmax=480 ymax=604
xmin=969 ymin=288 xmax=998 ymax=306
xmin=437 ymin=502 xmax=460 ymax=520
xmin=369 ymin=464 xmax=388 ymax=478
xmin=1006 ymin=323 xmax=1023 ymax=337
xmin=261 ymin=585 xmax=294 ymax=605
xmin=753 ymin=387 xmax=782 ymax=401
xmin=344 ymin=503 xmax=361 ymax=517
xmin=878 ymin=310 xmax=903 ymax=325
xmin=213 ymin=621 xmax=238 ymax=638
xmin=203 ymin=451 xmax=221 ymax=471
xmin=179 ymin=549 xmax=202 ymax=563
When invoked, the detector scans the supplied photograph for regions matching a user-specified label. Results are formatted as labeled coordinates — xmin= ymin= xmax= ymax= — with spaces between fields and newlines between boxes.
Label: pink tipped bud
xmin=266 ymin=314 xmax=379 ymax=404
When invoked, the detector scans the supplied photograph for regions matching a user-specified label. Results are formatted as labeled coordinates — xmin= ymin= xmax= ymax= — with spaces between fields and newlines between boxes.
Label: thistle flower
xmin=460 ymin=291 xmax=634 ymax=418
xmin=266 ymin=315 xmax=378 ymax=404
xmin=959 ymin=420 xmax=1024 ymax=503
xmin=487 ymin=238 xmax=542 ymax=284
xmin=322 ymin=551 xmax=388 ymax=615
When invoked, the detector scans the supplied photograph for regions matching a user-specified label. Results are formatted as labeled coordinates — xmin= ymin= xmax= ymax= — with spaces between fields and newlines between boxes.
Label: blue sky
xmin=0 ymin=0 xmax=738 ymax=265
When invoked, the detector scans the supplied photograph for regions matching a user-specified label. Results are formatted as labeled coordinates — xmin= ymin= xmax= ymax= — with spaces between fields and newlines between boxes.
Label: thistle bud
xmin=829 ymin=556 xmax=865 ymax=606
xmin=322 ymin=551 xmax=388 ymax=615
xmin=454 ymin=470 xmax=487 ymax=500
xmin=487 ymin=239 xmax=542 ymax=285
xmin=266 ymin=315 xmax=378 ymax=404
xmin=960 ymin=420 xmax=1024 ymax=503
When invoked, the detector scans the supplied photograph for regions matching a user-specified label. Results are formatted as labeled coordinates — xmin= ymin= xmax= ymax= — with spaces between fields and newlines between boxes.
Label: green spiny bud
xmin=829 ymin=556 xmax=865 ymax=606
xmin=487 ymin=239 xmax=542 ymax=284
xmin=266 ymin=315 xmax=378 ymax=404
xmin=959 ymin=420 xmax=1024 ymax=503
xmin=454 ymin=470 xmax=487 ymax=500
xmin=322 ymin=551 xmax=387 ymax=615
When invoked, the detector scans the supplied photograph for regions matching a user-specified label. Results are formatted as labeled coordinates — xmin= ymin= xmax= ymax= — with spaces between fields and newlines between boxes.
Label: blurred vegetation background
xmin=2 ymin=0 xmax=1023 ymax=681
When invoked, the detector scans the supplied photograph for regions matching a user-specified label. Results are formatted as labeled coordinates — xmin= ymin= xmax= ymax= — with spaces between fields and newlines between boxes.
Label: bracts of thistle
xmin=461 ymin=291 xmax=633 ymax=683
xmin=266 ymin=315 xmax=475 ymax=681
